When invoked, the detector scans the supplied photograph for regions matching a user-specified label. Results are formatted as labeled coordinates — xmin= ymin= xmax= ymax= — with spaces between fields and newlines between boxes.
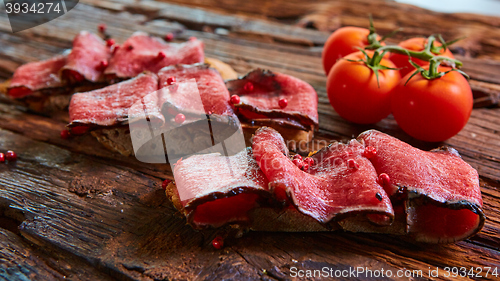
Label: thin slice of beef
xmin=168 ymin=148 xmax=271 ymax=229
xmin=358 ymin=130 xmax=485 ymax=243
xmin=226 ymin=69 xmax=318 ymax=150
xmin=68 ymin=72 xmax=159 ymax=129
xmin=158 ymin=64 xmax=235 ymax=118
xmin=8 ymin=55 xmax=67 ymax=99
xmin=226 ymin=69 xmax=318 ymax=129
xmin=104 ymin=32 xmax=204 ymax=80
xmin=61 ymin=31 xmax=112 ymax=84
xmin=168 ymin=147 xmax=335 ymax=231
xmin=251 ymin=127 xmax=394 ymax=226
xmin=144 ymin=64 xmax=242 ymax=160
xmin=71 ymin=64 xmax=242 ymax=160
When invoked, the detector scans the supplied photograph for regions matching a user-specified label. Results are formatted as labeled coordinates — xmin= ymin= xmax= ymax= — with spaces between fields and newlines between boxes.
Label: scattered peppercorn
xmin=278 ymin=98 xmax=288 ymax=109
xmin=302 ymin=163 xmax=309 ymax=171
xmin=175 ymin=113 xmax=186 ymax=124
xmin=378 ymin=173 xmax=390 ymax=186
xmin=304 ymin=157 xmax=314 ymax=167
xmin=98 ymin=23 xmax=106 ymax=33
xmin=244 ymin=82 xmax=254 ymax=92
xmin=60 ymin=130 xmax=71 ymax=140
xmin=6 ymin=150 xmax=17 ymax=161
xmin=363 ymin=146 xmax=377 ymax=159
xmin=293 ymin=158 xmax=303 ymax=169
xmin=165 ymin=33 xmax=174 ymax=42
xmin=167 ymin=76 xmax=176 ymax=85
xmin=98 ymin=60 xmax=108 ymax=70
xmin=162 ymin=179 xmax=172 ymax=190
xmin=106 ymin=38 xmax=115 ymax=47
xmin=112 ymin=44 xmax=120 ymax=54
xmin=212 ymin=236 xmax=224 ymax=249
xmin=230 ymin=95 xmax=241 ymax=104
xmin=347 ymin=159 xmax=359 ymax=170
xmin=157 ymin=51 xmax=166 ymax=60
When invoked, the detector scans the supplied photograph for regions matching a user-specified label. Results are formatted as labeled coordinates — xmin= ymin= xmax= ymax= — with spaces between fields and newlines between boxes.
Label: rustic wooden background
xmin=0 ymin=0 xmax=499 ymax=280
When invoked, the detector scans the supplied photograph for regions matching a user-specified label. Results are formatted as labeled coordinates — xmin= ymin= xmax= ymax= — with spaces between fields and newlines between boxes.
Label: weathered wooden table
xmin=0 ymin=0 xmax=499 ymax=280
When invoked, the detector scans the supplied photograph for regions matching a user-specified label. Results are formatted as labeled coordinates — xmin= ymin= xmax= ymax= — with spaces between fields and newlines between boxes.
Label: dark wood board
xmin=0 ymin=1 xmax=499 ymax=280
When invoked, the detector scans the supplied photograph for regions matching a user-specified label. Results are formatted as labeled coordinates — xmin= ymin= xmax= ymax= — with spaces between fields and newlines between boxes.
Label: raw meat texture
xmin=158 ymin=64 xmax=235 ymax=118
xmin=62 ymin=31 xmax=112 ymax=83
xmin=169 ymin=148 xmax=270 ymax=229
xmin=251 ymin=127 xmax=394 ymax=224
xmin=166 ymin=128 xmax=484 ymax=243
xmin=358 ymin=130 xmax=482 ymax=207
xmin=104 ymin=32 xmax=204 ymax=79
xmin=358 ymin=130 xmax=485 ymax=242
xmin=68 ymin=72 xmax=159 ymax=127
xmin=8 ymin=55 xmax=67 ymax=98
xmin=226 ymin=69 xmax=318 ymax=130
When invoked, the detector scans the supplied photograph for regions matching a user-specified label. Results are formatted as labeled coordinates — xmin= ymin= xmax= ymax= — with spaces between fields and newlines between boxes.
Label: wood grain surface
xmin=0 ymin=0 xmax=499 ymax=280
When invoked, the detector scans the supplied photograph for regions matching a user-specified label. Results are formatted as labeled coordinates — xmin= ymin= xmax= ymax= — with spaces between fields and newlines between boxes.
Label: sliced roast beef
xmin=132 ymin=64 xmax=242 ymax=162
xmin=68 ymin=72 xmax=159 ymax=128
xmin=251 ymin=127 xmax=394 ymax=226
xmin=158 ymin=64 xmax=235 ymax=118
xmin=104 ymin=32 xmax=204 ymax=80
xmin=8 ymin=55 xmax=67 ymax=99
xmin=61 ymin=31 xmax=112 ymax=84
xmin=358 ymin=130 xmax=485 ymax=243
xmin=226 ymin=69 xmax=318 ymax=150
xmin=69 ymin=64 xmax=242 ymax=159
xmin=168 ymin=148 xmax=270 ymax=229
xmin=167 ymin=147 xmax=333 ymax=231
xmin=165 ymin=128 xmax=484 ymax=242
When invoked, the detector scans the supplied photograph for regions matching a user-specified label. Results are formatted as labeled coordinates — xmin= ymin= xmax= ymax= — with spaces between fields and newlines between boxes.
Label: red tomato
xmin=326 ymin=51 xmax=401 ymax=124
xmin=389 ymin=37 xmax=455 ymax=77
xmin=391 ymin=67 xmax=472 ymax=142
xmin=322 ymin=27 xmax=378 ymax=75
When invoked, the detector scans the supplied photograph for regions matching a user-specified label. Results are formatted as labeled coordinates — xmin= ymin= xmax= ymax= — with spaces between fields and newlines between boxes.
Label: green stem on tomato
xmin=427 ymin=59 xmax=438 ymax=78
xmin=425 ymin=35 xmax=436 ymax=53
xmin=361 ymin=19 xmax=468 ymax=82
xmin=352 ymin=48 xmax=400 ymax=88
xmin=406 ymin=58 xmax=455 ymax=83
xmin=376 ymin=45 xmax=463 ymax=68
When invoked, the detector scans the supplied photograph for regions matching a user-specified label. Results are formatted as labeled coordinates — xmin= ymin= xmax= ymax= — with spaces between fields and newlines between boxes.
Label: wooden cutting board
xmin=0 ymin=0 xmax=499 ymax=280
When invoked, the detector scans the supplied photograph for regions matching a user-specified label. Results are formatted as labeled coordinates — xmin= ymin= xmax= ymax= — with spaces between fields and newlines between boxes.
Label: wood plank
xmin=0 ymin=228 xmax=117 ymax=281
xmin=0 ymin=228 xmax=63 ymax=280
xmin=0 ymin=129 xmax=182 ymax=279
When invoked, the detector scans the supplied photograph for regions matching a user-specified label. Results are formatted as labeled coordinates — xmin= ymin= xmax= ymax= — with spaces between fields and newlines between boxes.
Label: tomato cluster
xmin=322 ymin=26 xmax=473 ymax=142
